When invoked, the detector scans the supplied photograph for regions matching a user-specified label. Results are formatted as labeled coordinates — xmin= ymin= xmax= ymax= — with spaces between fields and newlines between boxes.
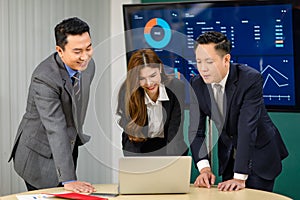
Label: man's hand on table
xmin=217 ymin=178 xmax=246 ymax=191
xmin=63 ymin=181 xmax=96 ymax=193
xmin=194 ymin=167 xmax=246 ymax=191
xmin=194 ymin=167 xmax=216 ymax=189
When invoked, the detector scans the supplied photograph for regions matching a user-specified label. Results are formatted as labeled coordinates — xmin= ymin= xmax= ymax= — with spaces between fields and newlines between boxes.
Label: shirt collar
xmin=212 ymin=69 xmax=229 ymax=89
xmin=64 ymin=64 xmax=79 ymax=79
xmin=144 ymin=83 xmax=169 ymax=105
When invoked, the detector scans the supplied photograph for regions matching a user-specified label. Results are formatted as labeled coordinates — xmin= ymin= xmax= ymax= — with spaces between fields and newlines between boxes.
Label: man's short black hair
xmin=55 ymin=17 xmax=90 ymax=50
xmin=194 ymin=31 xmax=231 ymax=55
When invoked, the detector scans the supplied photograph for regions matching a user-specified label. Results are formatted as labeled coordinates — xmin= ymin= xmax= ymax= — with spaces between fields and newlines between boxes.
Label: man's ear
xmin=56 ymin=46 xmax=63 ymax=57
xmin=224 ymin=53 xmax=231 ymax=64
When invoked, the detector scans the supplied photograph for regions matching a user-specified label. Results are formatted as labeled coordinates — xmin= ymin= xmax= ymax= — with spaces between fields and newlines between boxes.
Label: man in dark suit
xmin=189 ymin=31 xmax=288 ymax=192
xmin=9 ymin=17 xmax=96 ymax=193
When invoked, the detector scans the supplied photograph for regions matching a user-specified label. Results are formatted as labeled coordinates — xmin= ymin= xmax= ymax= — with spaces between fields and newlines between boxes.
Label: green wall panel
xmin=269 ymin=112 xmax=300 ymax=199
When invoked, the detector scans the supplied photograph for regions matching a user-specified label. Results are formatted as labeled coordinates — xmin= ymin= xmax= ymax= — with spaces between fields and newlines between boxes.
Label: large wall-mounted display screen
xmin=123 ymin=0 xmax=300 ymax=112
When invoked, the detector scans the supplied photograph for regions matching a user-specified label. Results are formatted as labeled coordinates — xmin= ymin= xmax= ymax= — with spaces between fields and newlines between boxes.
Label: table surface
xmin=1 ymin=184 xmax=293 ymax=200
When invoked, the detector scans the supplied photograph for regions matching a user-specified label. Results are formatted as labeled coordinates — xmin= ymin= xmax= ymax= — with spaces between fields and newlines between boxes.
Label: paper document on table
xmin=16 ymin=194 xmax=52 ymax=200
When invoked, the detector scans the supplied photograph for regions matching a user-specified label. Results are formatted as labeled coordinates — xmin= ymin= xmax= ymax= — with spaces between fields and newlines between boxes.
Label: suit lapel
xmin=57 ymin=55 xmax=73 ymax=97
xmin=194 ymin=77 xmax=211 ymax=114
xmin=79 ymin=69 xmax=89 ymax=123
xmin=217 ymin=64 xmax=238 ymax=170
xmin=204 ymin=84 xmax=212 ymax=114
xmin=224 ymin=63 xmax=238 ymax=124
xmin=56 ymin=54 xmax=80 ymax=132
xmin=161 ymin=90 xmax=170 ymax=117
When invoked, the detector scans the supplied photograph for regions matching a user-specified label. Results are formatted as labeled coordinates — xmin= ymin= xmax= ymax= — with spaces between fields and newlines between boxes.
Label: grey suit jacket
xmin=9 ymin=52 xmax=95 ymax=188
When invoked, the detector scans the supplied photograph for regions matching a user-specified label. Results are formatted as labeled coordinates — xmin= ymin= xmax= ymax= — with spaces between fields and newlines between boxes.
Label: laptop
xmin=118 ymin=156 xmax=192 ymax=194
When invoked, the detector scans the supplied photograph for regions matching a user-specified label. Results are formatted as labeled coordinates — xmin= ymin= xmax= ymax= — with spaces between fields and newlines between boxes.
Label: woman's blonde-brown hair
xmin=121 ymin=48 xmax=171 ymax=142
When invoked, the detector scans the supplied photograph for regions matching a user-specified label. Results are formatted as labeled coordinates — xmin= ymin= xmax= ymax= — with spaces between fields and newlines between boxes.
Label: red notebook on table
xmin=45 ymin=192 xmax=108 ymax=200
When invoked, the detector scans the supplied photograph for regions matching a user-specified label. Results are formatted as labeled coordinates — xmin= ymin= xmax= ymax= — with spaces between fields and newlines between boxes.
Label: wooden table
xmin=1 ymin=184 xmax=292 ymax=200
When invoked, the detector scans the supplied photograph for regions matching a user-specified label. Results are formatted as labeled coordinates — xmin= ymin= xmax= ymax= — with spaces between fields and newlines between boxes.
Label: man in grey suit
xmin=9 ymin=17 xmax=96 ymax=193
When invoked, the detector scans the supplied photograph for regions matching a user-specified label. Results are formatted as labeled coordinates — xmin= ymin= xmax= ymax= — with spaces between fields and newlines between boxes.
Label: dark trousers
xmin=25 ymin=181 xmax=38 ymax=191
xmin=246 ymin=172 xmax=275 ymax=192
xmin=25 ymin=181 xmax=64 ymax=191
xmin=25 ymin=138 xmax=79 ymax=191
xmin=222 ymin=152 xmax=275 ymax=192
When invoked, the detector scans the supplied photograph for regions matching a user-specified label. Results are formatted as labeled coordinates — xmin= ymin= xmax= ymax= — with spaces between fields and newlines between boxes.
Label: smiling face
xmin=139 ymin=66 xmax=161 ymax=101
xmin=56 ymin=32 xmax=93 ymax=71
xmin=195 ymin=43 xmax=230 ymax=84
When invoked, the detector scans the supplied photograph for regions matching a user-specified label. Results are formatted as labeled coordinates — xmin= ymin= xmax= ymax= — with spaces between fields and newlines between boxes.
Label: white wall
xmin=0 ymin=0 xmax=139 ymax=196
xmin=109 ymin=0 xmax=141 ymax=183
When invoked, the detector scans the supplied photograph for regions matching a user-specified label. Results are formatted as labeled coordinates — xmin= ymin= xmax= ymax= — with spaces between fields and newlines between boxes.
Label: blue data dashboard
xmin=123 ymin=0 xmax=300 ymax=112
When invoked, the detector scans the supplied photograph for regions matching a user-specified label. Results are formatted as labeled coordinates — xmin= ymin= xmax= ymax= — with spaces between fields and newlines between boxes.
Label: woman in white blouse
xmin=116 ymin=49 xmax=188 ymax=156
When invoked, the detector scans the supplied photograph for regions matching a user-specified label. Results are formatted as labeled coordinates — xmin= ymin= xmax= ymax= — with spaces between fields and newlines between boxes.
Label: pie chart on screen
xmin=144 ymin=18 xmax=171 ymax=49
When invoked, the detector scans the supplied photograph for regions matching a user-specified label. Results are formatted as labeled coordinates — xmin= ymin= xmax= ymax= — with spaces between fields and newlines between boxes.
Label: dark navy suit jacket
xmin=189 ymin=63 xmax=288 ymax=180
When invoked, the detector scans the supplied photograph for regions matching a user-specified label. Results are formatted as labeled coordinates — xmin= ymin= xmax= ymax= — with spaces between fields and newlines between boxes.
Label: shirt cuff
xmin=62 ymin=180 xmax=76 ymax=185
xmin=196 ymin=159 xmax=211 ymax=173
xmin=234 ymin=173 xmax=248 ymax=180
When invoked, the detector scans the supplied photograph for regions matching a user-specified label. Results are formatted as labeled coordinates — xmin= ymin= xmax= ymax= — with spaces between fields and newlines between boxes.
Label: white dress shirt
xmin=144 ymin=83 xmax=169 ymax=138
